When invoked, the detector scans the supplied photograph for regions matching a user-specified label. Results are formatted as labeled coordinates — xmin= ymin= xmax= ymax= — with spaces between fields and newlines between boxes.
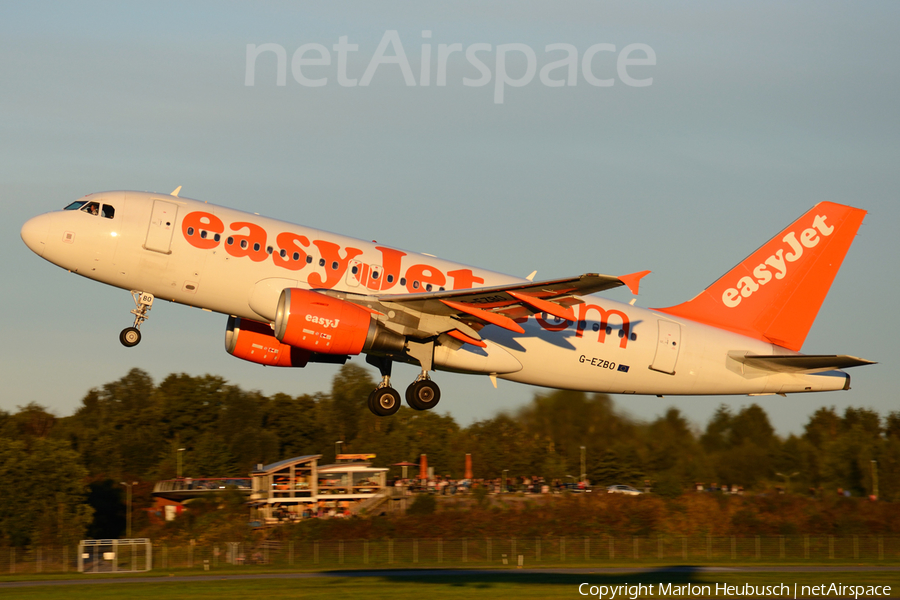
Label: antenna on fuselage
xmin=525 ymin=271 xmax=537 ymax=282
xmin=170 ymin=186 xmax=182 ymax=197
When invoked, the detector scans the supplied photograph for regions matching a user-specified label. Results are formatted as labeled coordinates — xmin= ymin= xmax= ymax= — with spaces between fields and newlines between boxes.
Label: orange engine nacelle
xmin=225 ymin=316 xmax=311 ymax=367
xmin=274 ymin=288 xmax=405 ymax=356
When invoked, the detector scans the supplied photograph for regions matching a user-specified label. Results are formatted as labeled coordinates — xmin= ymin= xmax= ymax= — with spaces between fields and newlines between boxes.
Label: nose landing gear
xmin=120 ymin=291 xmax=154 ymax=347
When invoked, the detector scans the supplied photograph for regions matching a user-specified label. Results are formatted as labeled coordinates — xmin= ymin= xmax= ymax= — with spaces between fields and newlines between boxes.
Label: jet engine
xmin=274 ymin=288 xmax=405 ymax=356
xmin=225 ymin=316 xmax=311 ymax=367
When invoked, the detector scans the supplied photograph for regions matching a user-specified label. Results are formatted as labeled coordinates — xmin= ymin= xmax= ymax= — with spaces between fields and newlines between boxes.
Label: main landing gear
xmin=365 ymin=356 xmax=442 ymax=417
xmin=119 ymin=291 xmax=154 ymax=347
xmin=406 ymin=374 xmax=441 ymax=411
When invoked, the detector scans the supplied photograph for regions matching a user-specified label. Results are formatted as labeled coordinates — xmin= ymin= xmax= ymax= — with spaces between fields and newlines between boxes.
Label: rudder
xmin=655 ymin=202 xmax=866 ymax=351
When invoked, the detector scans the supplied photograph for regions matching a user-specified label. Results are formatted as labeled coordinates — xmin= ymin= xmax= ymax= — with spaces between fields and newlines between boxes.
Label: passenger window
xmin=187 ymin=227 xmax=195 ymax=236
xmin=413 ymin=281 xmax=420 ymax=290
xmin=253 ymin=243 xmax=261 ymax=252
xmin=292 ymin=252 xmax=300 ymax=261
xmin=306 ymin=256 xmax=313 ymax=264
xmin=241 ymin=240 xmax=248 ymax=249
xmin=226 ymin=237 xmax=234 ymax=245
xmin=100 ymin=205 xmax=115 ymax=219
xmin=331 ymin=261 xmax=338 ymax=270
xmin=319 ymin=258 xmax=325 ymax=267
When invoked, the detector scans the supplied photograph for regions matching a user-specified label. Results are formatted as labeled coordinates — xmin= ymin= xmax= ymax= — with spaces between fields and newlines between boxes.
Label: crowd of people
xmin=392 ymin=475 xmax=590 ymax=495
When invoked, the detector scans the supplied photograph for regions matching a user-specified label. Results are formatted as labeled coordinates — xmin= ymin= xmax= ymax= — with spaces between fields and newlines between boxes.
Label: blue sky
xmin=2 ymin=1 xmax=898 ymax=435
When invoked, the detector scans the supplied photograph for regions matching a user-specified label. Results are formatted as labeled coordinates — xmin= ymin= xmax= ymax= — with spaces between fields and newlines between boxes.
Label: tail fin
xmin=655 ymin=202 xmax=866 ymax=351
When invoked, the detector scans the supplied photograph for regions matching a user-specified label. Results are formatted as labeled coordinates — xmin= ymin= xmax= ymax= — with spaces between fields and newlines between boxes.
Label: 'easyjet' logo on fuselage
xmin=721 ymin=214 xmax=834 ymax=308
xmin=181 ymin=211 xmax=485 ymax=293
xmin=182 ymin=211 xmax=634 ymax=349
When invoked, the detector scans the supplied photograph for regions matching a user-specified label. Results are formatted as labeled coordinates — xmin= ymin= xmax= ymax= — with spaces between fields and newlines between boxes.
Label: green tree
xmin=324 ymin=364 xmax=375 ymax=455
xmin=0 ymin=438 xmax=93 ymax=546
xmin=263 ymin=392 xmax=322 ymax=457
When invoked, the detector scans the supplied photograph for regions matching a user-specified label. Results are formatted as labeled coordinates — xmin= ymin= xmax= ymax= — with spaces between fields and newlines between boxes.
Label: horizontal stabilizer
xmin=729 ymin=353 xmax=876 ymax=374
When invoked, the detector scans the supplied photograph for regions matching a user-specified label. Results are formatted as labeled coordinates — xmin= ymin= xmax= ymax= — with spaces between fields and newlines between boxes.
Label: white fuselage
xmin=22 ymin=191 xmax=849 ymax=396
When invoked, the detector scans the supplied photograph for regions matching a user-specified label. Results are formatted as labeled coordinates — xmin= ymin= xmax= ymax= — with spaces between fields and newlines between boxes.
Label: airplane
xmin=20 ymin=190 xmax=874 ymax=416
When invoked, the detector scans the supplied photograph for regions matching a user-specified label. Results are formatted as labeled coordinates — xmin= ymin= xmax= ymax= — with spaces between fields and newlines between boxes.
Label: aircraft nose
xmin=21 ymin=214 xmax=51 ymax=257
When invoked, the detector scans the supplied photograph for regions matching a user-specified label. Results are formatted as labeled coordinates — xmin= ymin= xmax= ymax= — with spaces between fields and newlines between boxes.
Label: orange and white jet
xmin=21 ymin=190 xmax=874 ymax=415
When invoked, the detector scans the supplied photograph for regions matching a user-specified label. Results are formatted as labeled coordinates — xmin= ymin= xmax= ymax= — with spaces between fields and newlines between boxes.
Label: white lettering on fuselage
xmin=305 ymin=314 xmax=340 ymax=328
xmin=721 ymin=214 xmax=833 ymax=308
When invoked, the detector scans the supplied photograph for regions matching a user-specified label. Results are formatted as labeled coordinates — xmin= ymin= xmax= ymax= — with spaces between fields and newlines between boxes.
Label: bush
xmin=406 ymin=494 xmax=437 ymax=515
xmin=653 ymin=472 xmax=684 ymax=499
xmin=472 ymin=484 xmax=490 ymax=507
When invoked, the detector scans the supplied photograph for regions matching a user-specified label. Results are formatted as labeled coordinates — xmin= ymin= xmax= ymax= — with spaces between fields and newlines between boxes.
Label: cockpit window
xmin=81 ymin=202 xmax=101 ymax=216
xmin=75 ymin=201 xmax=114 ymax=218
xmin=64 ymin=201 xmax=87 ymax=211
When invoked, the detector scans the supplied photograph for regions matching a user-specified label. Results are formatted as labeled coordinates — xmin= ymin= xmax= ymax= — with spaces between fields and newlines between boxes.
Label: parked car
xmin=606 ymin=484 xmax=642 ymax=495
xmin=559 ymin=482 xmax=593 ymax=493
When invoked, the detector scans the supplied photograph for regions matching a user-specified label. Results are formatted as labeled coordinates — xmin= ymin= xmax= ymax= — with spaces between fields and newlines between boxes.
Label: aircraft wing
xmin=318 ymin=271 xmax=649 ymax=347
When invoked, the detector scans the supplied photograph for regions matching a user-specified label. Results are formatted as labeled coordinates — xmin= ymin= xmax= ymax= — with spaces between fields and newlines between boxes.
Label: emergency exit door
xmin=650 ymin=320 xmax=681 ymax=374
xmin=144 ymin=199 xmax=178 ymax=254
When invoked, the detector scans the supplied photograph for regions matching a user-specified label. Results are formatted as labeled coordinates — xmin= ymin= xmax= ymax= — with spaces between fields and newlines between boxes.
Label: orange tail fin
xmin=655 ymin=202 xmax=866 ymax=351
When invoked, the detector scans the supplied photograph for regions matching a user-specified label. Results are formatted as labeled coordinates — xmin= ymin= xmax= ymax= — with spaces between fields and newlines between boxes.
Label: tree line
xmin=1 ymin=365 xmax=898 ymax=545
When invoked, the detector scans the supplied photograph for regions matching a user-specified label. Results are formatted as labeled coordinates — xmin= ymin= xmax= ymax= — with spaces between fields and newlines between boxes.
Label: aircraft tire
xmin=370 ymin=387 xmax=401 ymax=417
xmin=405 ymin=383 xmax=421 ymax=410
xmin=119 ymin=327 xmax=141 ymax=347
xmin=407 ymin=380 xmax=440 ymax=411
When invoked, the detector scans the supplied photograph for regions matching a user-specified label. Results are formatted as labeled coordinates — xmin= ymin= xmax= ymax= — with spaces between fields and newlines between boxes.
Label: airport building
xmin=151 ymin=454 xmax=389 ymax=524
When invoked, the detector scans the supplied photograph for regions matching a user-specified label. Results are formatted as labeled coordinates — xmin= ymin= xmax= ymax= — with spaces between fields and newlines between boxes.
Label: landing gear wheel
xmin=406 ymin=380 xmax=441 ymax=411
xmin=119 ymin=327 xmax=142 ymax=347
xmin=368 ymin=387 xmax=401 ymax=417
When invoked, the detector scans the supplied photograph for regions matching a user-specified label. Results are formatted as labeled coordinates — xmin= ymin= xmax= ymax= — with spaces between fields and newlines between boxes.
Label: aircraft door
xmin=367 ymin=264 xmax=383 ymax=290
xmin=144 ymin=199 xmax=178 ymax=254
xmin=650 ymin=320 xmax=681 ymax=374
xmin=346 ymin=260 xmax=363 ymax=287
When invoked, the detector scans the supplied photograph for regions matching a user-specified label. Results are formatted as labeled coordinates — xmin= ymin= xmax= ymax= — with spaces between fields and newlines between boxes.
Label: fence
xmin=1 ymin=536 xmax=898 ymax=573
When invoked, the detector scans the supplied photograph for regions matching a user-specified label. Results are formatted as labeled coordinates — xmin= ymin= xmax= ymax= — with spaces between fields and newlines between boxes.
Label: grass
xmin=1 ymin=569 xmax=899 ymax=599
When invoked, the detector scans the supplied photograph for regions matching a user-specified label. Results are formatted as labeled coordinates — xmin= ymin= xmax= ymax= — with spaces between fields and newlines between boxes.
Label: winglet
xmin=170 ymin=186 xmax=182 ymax=197
xmin=618 ymin=270 xmax=651 ymax=295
